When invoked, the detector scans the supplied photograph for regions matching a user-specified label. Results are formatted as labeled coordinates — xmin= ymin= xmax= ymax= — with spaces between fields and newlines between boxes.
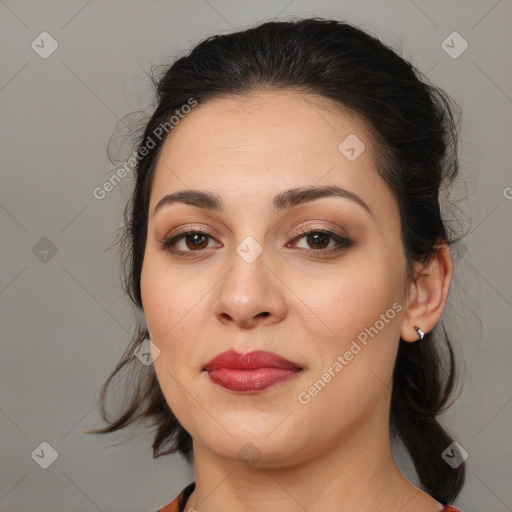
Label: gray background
xmin=1 ymin=0 xmax=511 ymax=511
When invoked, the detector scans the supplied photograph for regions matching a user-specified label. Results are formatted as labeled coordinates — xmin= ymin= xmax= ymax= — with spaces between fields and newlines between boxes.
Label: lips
xmin=203 ymin=350 xmax=302 ymax=371
xmin=203 ymin=350 xmax=304 ymax=392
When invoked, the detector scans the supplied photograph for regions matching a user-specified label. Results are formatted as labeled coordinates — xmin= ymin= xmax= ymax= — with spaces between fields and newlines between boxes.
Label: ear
xmin=400 ymin=242 xmax=453 ymax=342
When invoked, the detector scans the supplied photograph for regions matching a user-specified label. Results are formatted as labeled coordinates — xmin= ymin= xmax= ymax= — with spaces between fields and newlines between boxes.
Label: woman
xmin=87 ymin=17 xmax=466 ymax=511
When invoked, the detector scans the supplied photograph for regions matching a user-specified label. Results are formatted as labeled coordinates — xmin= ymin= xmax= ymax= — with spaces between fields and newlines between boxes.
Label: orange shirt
xmin=157 ymin=482 xmax=194 ymax=512
xmin=156 ymin=482 xmax=463 ymax=512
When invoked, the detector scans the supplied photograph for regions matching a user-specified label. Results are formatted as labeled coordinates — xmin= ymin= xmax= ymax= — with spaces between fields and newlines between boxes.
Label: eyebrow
xmin=153 ymin=185 xmax=373 ymax=217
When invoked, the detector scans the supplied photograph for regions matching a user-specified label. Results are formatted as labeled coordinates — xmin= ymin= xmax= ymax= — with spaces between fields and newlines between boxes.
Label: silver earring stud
xmin=414 ymin=325 xmax=425 ymax=341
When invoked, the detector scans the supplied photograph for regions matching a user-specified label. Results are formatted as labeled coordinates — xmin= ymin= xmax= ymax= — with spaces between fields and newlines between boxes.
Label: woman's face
xmin=141 ymin=90 xmax=411 ymax=466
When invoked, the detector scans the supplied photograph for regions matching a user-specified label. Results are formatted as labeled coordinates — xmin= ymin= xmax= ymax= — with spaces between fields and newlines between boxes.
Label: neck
xmin=183 ymin=402 xmax=441 ymax=512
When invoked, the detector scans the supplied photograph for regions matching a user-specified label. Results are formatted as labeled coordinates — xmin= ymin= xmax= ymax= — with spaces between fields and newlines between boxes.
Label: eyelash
xmin=160 ymin=226 xmax=353 ymax=258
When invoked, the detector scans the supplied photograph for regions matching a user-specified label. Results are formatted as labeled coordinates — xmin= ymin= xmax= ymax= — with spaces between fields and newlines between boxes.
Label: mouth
xmin=202 ymin=349 xmax=304 ymax=393
xmin=203 ymin=367 xmax=304 ymax=392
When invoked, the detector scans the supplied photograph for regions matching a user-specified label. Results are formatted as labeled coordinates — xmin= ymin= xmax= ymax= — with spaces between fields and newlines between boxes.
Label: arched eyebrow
xmin=152 ymin=185 xmax=373 ymax=218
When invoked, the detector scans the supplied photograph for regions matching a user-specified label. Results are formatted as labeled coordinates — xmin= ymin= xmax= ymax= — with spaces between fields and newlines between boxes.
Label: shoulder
xmin=155 ymin=482 xmax=196 ymax=512
xmin=442 ymin=506 xmax=463 ymax=512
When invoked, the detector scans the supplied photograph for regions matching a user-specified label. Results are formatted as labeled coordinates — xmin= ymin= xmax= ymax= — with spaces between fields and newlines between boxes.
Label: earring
xmin=414 ymin=325 xmax=425 ymax=341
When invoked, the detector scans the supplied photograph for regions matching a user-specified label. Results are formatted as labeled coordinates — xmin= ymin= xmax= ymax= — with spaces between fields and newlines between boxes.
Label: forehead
xmin=156 ymin=89 xmax=371 ymax=169
xmin=149 ymin=90 xmax=397 ymax=223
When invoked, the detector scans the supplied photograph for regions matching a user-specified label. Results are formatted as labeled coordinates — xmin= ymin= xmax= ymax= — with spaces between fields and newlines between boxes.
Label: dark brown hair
xmin=85 ymin=17 xmax=465 ymax=504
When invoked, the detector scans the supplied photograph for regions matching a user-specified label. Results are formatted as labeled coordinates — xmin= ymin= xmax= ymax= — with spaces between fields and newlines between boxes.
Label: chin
xmin=197 ymin=426 xmax=311 ymax=468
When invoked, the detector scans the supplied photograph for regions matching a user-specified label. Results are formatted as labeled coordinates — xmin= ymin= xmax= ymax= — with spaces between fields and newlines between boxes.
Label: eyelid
xmin=288 ymin=222 xmax=347 ymax=239
xmin=161 ymin=224 xmax=222 ymax=242
xmin=162 ymin=222 xmax=347 ymax=243
xmin=160 ymin=222 xmax=353 ymax=257
xmin=287 ymin=226 xmax=352 ymax=252
xmin=159 ymin=225 xmax=221 ymax=250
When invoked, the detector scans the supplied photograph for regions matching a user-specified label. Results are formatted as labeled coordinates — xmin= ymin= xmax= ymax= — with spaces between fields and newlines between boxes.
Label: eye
xmin=160 ymin=227 xmax=352 ymax=257
xmin=160 ymin=229 xmax=219 ymax=256
xmin=288 ymin=227 xmax=353 ymax=256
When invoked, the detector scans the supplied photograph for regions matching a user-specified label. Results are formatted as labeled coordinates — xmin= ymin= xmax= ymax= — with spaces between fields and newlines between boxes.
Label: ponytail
xmin=391 ymin=323 xmax=465 ymax=503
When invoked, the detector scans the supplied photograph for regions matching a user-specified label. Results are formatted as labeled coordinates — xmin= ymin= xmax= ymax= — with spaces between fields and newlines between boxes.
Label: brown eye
xmin=289 ymin=228 xmax=352 ymax=256
xmin=303 ymin=231 xmax=331 ymax=250
xmin=161 ymin=230 xmax=219 ymax=255
xmin=182 ymin=233 xmax=210 ymax=251
xmin=160 ymin=227 xmax=352 ymax=258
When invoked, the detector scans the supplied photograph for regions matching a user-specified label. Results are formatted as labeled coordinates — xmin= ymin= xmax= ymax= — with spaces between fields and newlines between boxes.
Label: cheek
xmin=140 ymin=257 xmax=167 ymax=339
xmin=141 ymin=251 xmax=193 ymax=337
xmin=140 ymin=251 xmax=211 ymax=373
xmin=295 ymin=252 xmax=405 ymax=402
xmin=140 ymin=256 xmax=205 ymax=430
xmin=292 ymin=271 xmax=403 ymax=437
xmin=301 ymin=254 xmax=404 ymax=349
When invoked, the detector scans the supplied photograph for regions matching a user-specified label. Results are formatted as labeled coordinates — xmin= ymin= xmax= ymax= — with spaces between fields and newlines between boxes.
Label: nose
xmin=211 ymin=249 xmax=287 ymax=329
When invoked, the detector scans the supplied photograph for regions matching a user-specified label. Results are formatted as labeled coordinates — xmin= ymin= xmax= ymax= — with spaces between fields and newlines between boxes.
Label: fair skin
xmin=140 ymin=90 xmax=453 ymax=512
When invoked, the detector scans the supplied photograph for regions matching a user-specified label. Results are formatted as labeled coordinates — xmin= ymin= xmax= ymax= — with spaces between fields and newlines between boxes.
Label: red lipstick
xmin=203 ymin=350 xmax=304 ymax=392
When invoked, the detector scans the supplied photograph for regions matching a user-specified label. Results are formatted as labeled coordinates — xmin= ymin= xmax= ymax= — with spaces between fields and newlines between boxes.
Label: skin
xmin=140 ymin=90 xmax=453 ymax=512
